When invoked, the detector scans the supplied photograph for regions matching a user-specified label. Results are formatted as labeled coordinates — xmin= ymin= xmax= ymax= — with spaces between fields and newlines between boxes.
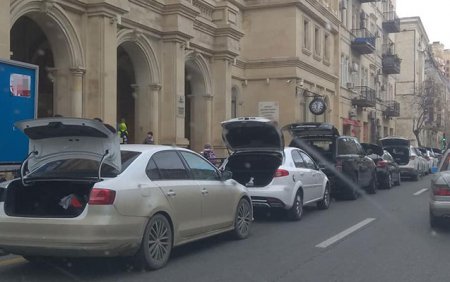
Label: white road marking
xmin=315 ymin=218 xmax=376 ymax=248
xmin=414 ymin=188 xmax=429 ymax=196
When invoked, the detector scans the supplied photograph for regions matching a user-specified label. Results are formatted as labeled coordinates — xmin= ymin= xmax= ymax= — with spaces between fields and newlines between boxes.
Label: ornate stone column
xmin=70 ymin=67 xmax=85 ymax=117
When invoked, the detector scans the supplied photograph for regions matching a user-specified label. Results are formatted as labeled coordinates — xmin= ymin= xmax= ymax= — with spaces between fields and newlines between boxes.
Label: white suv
xmin=381 ymin=138 xmax=422 ymax=181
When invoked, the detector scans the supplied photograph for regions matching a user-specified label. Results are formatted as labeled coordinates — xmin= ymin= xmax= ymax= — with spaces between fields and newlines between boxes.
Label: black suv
xmin=283 ymin=123 xmax=377 ymax=199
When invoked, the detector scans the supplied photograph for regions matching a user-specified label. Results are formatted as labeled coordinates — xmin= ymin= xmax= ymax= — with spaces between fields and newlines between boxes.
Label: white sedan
xmin=0 ymin=117 xmax=252 ymax=270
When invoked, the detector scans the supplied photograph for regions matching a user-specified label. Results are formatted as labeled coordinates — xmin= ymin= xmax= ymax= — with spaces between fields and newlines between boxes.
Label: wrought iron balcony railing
xmin=352 ymin=86 xmax=376 ymax=108
xmin=382 ymin=11 xmax=400 ymax=33
xmin=382 ymin=54 xmax=401 ymax=74
xmin=384 ymin=100 xmax=400 ymax=117
xmin=351 ymin=29 xmax=376 ymax=54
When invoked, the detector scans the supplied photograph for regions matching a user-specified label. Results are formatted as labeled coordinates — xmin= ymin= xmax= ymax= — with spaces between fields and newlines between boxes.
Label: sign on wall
xmin=0 ymin=59 xmax=38 ymax=164
xmin=177 ymin=95 xmax=185 ymax=118
xmin=258 ymin=101 xmax=279 ymax=122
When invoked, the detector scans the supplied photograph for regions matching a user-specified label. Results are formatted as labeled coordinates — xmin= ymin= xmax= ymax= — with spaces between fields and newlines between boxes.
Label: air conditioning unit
xmin=346 ymin=82 xmax=355 ymax=89
xmin=349 ymin=109 xmax=357 ymax=117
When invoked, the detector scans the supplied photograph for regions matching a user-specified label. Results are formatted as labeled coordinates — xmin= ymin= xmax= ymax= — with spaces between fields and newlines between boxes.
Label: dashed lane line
xmin=413 ymin=188 xmax=429 ymax=196
xmin=315 ymin=218 xmax=376 ymax=248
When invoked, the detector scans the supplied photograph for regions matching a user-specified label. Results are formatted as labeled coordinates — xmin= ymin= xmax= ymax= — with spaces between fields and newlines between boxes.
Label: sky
xmin=396 ymin=0 xmax=450 ymax=47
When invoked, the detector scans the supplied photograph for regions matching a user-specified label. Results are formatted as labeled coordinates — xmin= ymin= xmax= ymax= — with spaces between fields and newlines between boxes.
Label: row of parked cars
xmin=0 ymin=117 xmax=441 ymax=270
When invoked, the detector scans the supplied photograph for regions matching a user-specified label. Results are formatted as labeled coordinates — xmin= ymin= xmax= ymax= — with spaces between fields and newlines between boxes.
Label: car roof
xmin=120 ymin=144 xmax=193 ymax=154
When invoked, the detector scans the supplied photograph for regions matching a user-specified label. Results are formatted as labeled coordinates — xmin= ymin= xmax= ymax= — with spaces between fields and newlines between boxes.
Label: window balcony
xmin=382 ymin=54 xmax=401 ymax=74
xmin=352 ymin=86 xmax=376 ymax=108
xmin=383 ymin=11 xmax=400 ymax=33
xmin=383 ymin=101 xmax=400 ymax=117
xmin=351 ymin=29 xmax=376 ymax=54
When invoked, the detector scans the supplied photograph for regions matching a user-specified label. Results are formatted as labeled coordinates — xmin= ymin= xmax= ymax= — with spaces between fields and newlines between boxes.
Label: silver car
xmin=429 ymin=149 xmax=450 ymax=228
xmin=0 ymin=118 xmax=252 ymax=270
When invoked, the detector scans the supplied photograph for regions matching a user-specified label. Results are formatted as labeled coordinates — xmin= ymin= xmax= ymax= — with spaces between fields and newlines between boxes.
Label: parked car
xmin=429 ymin=149 xmax=450 ymax=228
xmin=361 ymin=143 xmax=401 ymax=189
xmin=0 ymin=118 xmax=252 ymax=270
xmin=419 ymin=147 xmax=439 ymax=173
xmin=220 ymin=117 xmax=330 ymax=221
xmin=380 ymin=137 xmax=422 ymax=181
xmin=414 ymin=147 xmax=429 ymax=176
xmin=282 ymin=123 xmax=377 ymax=200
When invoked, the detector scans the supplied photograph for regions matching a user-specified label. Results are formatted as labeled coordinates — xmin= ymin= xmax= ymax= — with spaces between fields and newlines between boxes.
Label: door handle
xmin=167 ymin=190 xmax=176 ymax=197
xmin=201 ymin=188 xmax=209 ymax=195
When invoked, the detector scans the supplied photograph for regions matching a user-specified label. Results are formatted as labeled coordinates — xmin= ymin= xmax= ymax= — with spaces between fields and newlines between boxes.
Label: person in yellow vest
xmin=118 ymin=118 xmax=129 ymax=144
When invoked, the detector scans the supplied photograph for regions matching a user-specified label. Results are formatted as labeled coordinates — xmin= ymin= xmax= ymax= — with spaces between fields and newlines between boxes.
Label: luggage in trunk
xmin=4 ymin=180 xmax=96 ymax=218
xmin=224 ymin=153 xmax=282 ymax=187
xmin=384 ymin=146 xmax=409 ymax=165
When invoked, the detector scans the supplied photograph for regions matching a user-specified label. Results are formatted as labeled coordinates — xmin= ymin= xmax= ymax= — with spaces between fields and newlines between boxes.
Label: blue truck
xmin=0 ymin=59 xmax=38 ymax=177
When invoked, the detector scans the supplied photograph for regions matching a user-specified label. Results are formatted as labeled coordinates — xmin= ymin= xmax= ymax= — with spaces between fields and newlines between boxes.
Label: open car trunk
xmin=224 ymin=152 xmax=282 ymax=187
xmin=4 ymin=179 xmax=96 ymax=218
xmin=384 ymin=146 xmax=410 ymax=165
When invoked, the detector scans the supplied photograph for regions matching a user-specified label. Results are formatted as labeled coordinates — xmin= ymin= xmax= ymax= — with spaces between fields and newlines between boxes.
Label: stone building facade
xmin=339 ymin=0 xmax=400 ymax=143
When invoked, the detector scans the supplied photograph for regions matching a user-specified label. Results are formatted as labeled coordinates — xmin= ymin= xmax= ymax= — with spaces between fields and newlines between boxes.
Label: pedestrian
xmin=118 ymin=118 xmax=129 ymax=144
xmin=143 ymin=131 xmax=155 ymax=144
xmin=201 ymin=144 xmax=217 ymax=165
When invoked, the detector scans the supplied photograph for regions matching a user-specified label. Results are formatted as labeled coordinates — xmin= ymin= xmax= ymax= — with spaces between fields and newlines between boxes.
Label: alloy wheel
xmin=234 ymin=199 xmax=252 ymax=239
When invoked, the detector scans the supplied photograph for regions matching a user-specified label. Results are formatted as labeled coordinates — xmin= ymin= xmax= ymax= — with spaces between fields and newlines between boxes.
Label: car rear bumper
xmin=399 ymin=166 xmax=418 ymax=176
xmin=247 ymin=185 xmax=292 ymax=209
xmin=0 ymin=204 xmax=147 ymax=257
xmin=430 ymin=200 xmax=450 ymax=217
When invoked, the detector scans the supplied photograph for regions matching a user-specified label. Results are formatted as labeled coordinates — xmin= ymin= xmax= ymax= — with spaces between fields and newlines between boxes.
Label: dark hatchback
xmin=361 ymin=143 xmax=401 ymax=189
xmin=283 ymin=123 xmax=377 ymax=200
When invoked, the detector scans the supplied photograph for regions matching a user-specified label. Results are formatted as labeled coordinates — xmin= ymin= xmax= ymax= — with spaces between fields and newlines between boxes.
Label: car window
xmin=150 ymin=151 xmax=189 ymax=180
xmin=354 ymin=141 xmax=365 ymax=155
xmin=120 ymin=150 xmax=141 ymax=172
xmin=440 ymin=154 xmax=450 ymax=172
xmin=291 ymin=150 xmax=306 ymax=168
xmin=180 ymin=151 xmax=220 ymax=181
xmin=145 ymin=158 xmax=161 ymax=180
xmin=28 ymin=159 xmax=119 ymax=178
xmin=337 ymin=138 xmax=357 ymax=155
xmin=299 ymin=151 xmax=317 ymax=170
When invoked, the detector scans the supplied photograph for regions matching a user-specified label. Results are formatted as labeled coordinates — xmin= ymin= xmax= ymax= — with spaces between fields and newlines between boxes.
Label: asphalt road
xmin=1 ymin=174 xmax=450 ymax=282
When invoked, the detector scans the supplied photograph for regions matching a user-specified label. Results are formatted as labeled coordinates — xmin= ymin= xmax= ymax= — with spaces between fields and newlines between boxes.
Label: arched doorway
xmin=117 ymin=45 xmax=136 ymax=143
xmin=116 ymin=34 xmax=159 ymax=145
xmin=11 ymin=16 xmax=55 ymax=117
xmin=185 ymin=56 xmax=211 ymax=152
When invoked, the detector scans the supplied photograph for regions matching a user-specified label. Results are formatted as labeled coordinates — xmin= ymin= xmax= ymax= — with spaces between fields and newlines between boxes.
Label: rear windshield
xmin=289 ymin=138 xmax=334 ymax=162
xmin=28 ymin=151 xmax=141 ymax=179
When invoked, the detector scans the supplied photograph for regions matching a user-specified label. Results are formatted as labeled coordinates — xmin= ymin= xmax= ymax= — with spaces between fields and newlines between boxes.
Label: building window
xmin=231 ymin=87 xmax=238 ymax=118
xmin=303 ymin=19 xmax=311 ymax=53
xmin=314 ymin=27 xmax=321 ymax=56
xmin=324 ymin=33 xmax=330 ymax=64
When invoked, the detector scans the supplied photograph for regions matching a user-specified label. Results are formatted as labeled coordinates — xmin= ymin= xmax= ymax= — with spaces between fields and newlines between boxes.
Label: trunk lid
xmin=380 ymin=137 xmax=410 ymax=147
xmin=15 ymin=118 xmax=121 ymax=173
xmin=283 ymin=122 xmax=340 ymax=138
xmin=221 ymin=117 xmax=284 ymax=154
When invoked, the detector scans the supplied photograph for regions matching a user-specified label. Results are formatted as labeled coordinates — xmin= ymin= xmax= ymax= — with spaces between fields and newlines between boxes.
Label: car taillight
xmin=335 ymin=160 xmax=343 ymax=172
xmin=89 ymin=188 xmax=116 ymax=205
xmin=377 ymin=160 xmax=388 ymax=168
xmin=433 ymin=185 xmax=450 ymax=196
xmin=410 ymin=156 xmax=416 ymax=160
xmin=274 ymin=169 xmax=289 ymax=177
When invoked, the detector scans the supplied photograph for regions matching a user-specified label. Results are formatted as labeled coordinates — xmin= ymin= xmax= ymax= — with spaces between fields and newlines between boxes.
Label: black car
xmin=361 ymin=143 xmax=401 ymax=189
xmin=283 ymin=123 xmax=377 ymax=200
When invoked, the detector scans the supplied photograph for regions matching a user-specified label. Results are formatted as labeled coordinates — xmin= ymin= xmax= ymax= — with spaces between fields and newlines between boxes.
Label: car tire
xmin=134 ymin=214 xmax=173 ymax=271
xmin=287 ymin=192 xmax=303 ymax=221
xmin=394 ymin=172 xmax=401 ymax=186
xmin=232 ymin=198 xmax=252 ymax=239
xmin=317 ymin=184 xmax=331 ymax=210
xmin=346 ymin=173 xmax=360 ymax=200
xmin=430 ymin=211 xmax=441 ymax=229
xmin=385 ymin=173 xmax=393 ymax=189
xmin=366 ymin=176 xmax=377 ymax=194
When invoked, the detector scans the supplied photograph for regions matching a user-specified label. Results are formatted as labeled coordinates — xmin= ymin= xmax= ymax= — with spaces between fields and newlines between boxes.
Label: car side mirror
xmin=221 ymin=170 xmax=233 ymax=181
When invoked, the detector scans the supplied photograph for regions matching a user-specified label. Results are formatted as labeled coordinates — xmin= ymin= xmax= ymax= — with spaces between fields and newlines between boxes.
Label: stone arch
xmin=117 ymin=29 xmax=161 ymax=85
xmin=11 ymin=0 xmax=85 ymax=68
xmin=184 ymin=52 xmax=213 ymax=152
xmin=116 ymin=29 xmax=161 ymax=144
